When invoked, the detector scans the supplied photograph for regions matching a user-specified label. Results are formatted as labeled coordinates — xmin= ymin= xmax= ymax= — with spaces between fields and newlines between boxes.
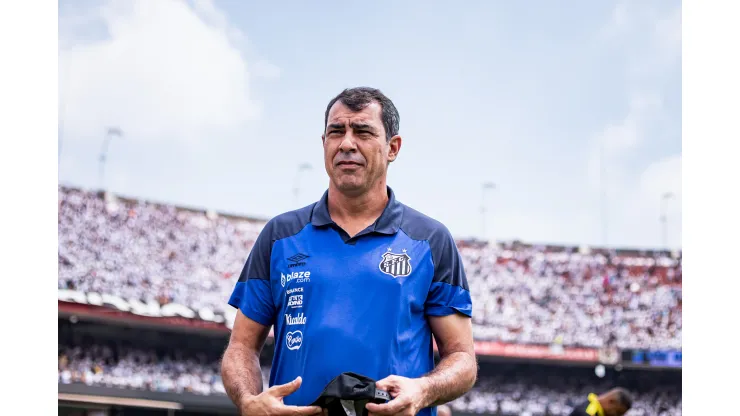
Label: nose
xmin=338 ymin=133 xmax=357 ymax=153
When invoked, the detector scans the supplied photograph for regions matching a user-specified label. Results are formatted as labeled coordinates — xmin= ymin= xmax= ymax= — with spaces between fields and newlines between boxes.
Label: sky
xmin=58 ymin=0 xmax=682 ymax=250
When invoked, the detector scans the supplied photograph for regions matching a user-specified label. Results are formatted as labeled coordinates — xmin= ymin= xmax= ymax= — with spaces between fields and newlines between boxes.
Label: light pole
xmin=481 ymin=182 xmax=496 ymax=241
xmin=600 ymin=138 xmax=608 ymax=248
xmin=293 ymin=163 xmax=312 ymax=207
xmin=660 ymin=192 xmax=674 ymax=249
xmin=59 ymin=57 xmax=70 ymax=167
xmin=58 ymin=124 xmax=64 ymax=166
xmin=99 ymin=127 xmax=123 ymax=191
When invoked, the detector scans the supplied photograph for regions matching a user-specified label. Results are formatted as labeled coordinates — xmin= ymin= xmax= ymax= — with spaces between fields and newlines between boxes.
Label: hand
xmin=240 ymin=377 xmax=323 ymax=416
xmin=365 ymin=375 xmax=430 ymax=416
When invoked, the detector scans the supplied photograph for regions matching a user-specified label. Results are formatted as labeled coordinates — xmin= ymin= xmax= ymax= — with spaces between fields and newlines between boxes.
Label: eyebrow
xmin=327 ymin=123 xmax=345 ymax=131
xmin=326 ymin=122 xmax=378 ymax=133
xmin=349 ymin=122 xmax=376 ymax=132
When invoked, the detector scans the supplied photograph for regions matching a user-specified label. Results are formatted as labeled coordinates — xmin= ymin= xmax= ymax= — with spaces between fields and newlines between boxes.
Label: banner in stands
xmin=58 ymin=289 xmax=237 ymax=330
xmin=473 ymin=341 xmax=599 ymax=362
xmin=621 ymin=349 xmax=682 ymax=368
xmin=58 ymin=290 xmax=600 ymax=362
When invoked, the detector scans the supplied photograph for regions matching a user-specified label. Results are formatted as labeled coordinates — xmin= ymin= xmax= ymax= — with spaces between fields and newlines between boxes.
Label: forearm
xmin=420 ymin=351 xmax=477 ymax=407
xmin=221 ymin=343 xmax=264 ymax=408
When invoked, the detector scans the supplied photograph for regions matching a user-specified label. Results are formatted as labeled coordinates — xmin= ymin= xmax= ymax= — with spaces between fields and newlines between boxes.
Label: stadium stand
xmin=57 ymin=339 xmax=681 ymax=416
xmin=58 ymin=186 xmax=682 ymax=350
xmin=58 ymin=186 xmax=682 ymax=415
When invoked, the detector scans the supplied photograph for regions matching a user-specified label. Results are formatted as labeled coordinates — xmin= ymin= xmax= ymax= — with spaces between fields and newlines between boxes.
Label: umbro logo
xmin=287 ymin=253 xmax=309 ymax=268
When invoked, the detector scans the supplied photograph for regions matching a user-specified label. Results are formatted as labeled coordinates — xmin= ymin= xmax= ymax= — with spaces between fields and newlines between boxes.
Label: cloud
xmin=639 ymin=154 xmax=681 ymax=199
xmin=654 ymin=6 xmax=682 ymax=53
xmin=59 ymin=0 xmax=275 ymax=144
xmin=586 ymin=92 xmax=664 ymax=191
xmin=252 ymin=59 xmax=282 ymax=80
xmin=598 ymin=0 xmax=682 ymax=80
xmin=633 ymin=154 xmax=682 ymax=247
xmin=603 ymin=92 xmax=662 ymax=153
xmin=585 ymin=1 xmax=681 ymax=248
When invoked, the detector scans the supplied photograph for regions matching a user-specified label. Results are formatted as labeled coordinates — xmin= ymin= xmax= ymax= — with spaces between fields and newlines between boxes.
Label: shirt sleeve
xmin=228 ymin=221 xmax=277 ymax=326
xmin=567 ymin=401 xmax=591 ymax=416
xmin=568 ymin=409 xmax=589 ymax=416
xmin=424 ymin=226 xmax=473 ymax=317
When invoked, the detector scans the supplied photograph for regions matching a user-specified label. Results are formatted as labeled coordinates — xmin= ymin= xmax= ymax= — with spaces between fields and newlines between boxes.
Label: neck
xmin=327 ymin=180 xmax=388 ymax=223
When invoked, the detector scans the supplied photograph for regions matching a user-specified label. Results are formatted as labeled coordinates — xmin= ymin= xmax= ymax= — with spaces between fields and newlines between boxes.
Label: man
xmin=221 ymin=87 xmax=477 ymax=416
xmin=568 ymin=388 xmax=633 ymax=416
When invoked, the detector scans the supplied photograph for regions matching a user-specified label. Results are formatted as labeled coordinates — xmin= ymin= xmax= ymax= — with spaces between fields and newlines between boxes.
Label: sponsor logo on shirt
xmin=281 ymin=271 xmax=311 ymax=287
xmin=286 ymin=287 xmax=303 ymax=295
xmin=287 ymin=295 xmax=303 ymax=308
xmin=286 ymin=330 xmax=303 ymax=351
xmin=287 ymin=253 xmax=310 ymax=268
xmin=285 ymin=312 xmax=306 ymax=325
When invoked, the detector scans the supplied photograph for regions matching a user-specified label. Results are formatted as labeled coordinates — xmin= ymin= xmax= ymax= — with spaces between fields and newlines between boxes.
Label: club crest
xmin=379 ymin=249 xmax=412 ymax=278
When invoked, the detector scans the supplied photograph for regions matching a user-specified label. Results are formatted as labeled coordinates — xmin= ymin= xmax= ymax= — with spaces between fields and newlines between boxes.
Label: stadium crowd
xmin=58 ymin=186 xmax=681 ymax=350
xmin=58 ymin=343 xmax=230 ymax=396
xmin=58 ymin=344 xmax=681 ymax=416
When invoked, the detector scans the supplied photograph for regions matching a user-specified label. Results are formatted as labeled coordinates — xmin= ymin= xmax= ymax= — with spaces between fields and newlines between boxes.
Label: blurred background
xmin=57 ymin=1 xmax=682 ymax=415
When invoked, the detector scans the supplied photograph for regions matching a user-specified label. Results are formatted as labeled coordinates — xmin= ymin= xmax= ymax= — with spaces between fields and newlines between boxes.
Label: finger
xmin=374 ymin=375 xmax=399 ymax=391
xmin=270 ymin=377 xmax=303 ymax=397
xmin=283 ymin=405 xmax=323 ymax=416
xmin=366 ymin=398 xmax=408 ymax=415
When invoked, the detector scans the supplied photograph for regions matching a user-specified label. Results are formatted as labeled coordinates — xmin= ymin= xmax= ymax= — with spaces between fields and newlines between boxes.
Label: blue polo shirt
xmin=228 ymin=187 xmax=472 ymax=416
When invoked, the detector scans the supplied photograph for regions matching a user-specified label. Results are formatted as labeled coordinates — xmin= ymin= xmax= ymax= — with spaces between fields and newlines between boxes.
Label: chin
xmin=334 ymin=179 xmax=367 ymax=196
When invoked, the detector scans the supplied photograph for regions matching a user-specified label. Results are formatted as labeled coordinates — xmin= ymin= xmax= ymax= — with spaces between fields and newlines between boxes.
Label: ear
xmin=387 ymin=135 xmax=402 ymax=163
xmin=321 ymin=134 xmax=326 ymax=145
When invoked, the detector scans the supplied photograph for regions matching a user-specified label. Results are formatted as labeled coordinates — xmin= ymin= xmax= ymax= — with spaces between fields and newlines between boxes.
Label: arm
xmin=420 ymin=313 xmax=477 ymax=407
xmin=222 ymin=223 xmax=275 ymax=407
xmin=365 ymin=314 xmax=477 ymax=416
xmin=221 ymin=222 xmax=321 ymax=416
xmin=366 ymin=226 xmax=476 ymax=416
xmin=222 ymin=311 xmax=320 ymax=416
xmin=420 ymin=226 xmax=477 ymax=406
xmin=221 ymin=310 xmax=271 ymax=408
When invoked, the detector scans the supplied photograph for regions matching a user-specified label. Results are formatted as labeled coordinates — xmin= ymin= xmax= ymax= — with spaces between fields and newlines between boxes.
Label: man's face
xmin=322 ymin=101 xmax=400 ymax=196
xmin=604 ymin=400 xmax=629 ymax=416
xmin=614 ymin=405 xmax=629 ymax=416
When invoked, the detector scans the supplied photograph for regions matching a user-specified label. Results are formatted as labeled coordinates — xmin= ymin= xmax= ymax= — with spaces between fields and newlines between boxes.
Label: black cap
xmin=310 ymin=372 xmax=390 ymax=416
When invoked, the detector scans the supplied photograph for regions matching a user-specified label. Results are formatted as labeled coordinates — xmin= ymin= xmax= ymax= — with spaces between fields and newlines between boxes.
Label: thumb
xmin=270 ymin=377 xmax=303 ymax=397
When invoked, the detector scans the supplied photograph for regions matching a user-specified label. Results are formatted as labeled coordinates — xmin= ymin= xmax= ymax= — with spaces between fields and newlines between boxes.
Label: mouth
xmin=336 ymin=161 xmax=363 ymax=167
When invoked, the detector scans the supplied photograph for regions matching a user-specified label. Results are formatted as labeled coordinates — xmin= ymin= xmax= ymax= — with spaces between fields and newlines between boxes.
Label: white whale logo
xmin=286 ymin=330 xmax=303 ymax=351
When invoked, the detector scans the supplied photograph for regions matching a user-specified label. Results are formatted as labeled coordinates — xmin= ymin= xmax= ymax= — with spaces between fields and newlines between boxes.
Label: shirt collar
xmin=587 ymin=393 xmax=605 ymax=416
xmin=310 ymin=186 xmax=403 ymax=235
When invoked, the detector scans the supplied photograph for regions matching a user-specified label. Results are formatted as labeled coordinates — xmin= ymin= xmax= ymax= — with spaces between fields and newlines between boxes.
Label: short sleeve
xmin=424 ymin=227 xmax=473 ymax=317
xmin=228 ymin=222 xmax=277 ymax=326
xmin=568 ymin=406 xmax=590 ymax=416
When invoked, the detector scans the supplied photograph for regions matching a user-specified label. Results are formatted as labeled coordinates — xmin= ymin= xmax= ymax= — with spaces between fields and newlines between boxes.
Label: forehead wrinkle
xmin=349 ymin=121 xmax=376 ymax=131
xmin=329 ymin=113 xmax=372 ymax=122
xmin=328 ymin=104 xmax=380 ymax=124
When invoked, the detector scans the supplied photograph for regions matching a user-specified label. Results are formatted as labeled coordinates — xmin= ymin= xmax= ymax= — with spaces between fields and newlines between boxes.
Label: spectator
xmin=57 ymin=343 xmax=681 ymax=415
xmin=58 ymin=186 xmax=682 ymax=350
